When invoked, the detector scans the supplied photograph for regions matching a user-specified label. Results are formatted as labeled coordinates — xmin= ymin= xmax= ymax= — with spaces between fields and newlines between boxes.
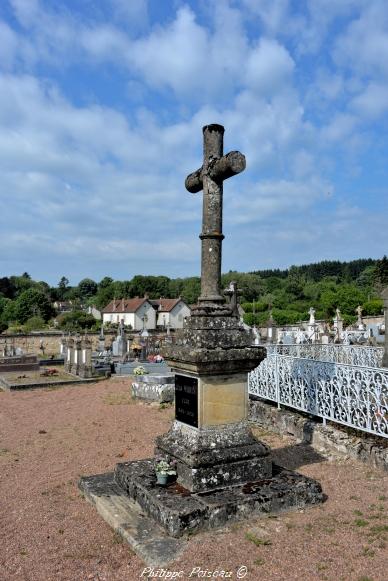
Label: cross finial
xmin=185 ymin=124 xmax=245 ymax=313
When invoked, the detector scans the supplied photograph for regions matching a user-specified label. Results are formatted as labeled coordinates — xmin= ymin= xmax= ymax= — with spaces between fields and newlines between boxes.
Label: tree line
xmin=0 ymin=256 xmax=387 ymax=332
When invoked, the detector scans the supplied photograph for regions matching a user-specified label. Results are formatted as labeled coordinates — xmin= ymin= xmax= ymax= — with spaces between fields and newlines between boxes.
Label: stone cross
xmin=185 ymin=124 xmax=245 ymax=308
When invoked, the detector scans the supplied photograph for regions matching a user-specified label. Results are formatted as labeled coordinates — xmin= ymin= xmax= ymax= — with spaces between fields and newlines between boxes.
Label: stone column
xmin=79 ymin=337 xmax=92 ymax=378
xmin=199 ymin=125 xmax=225 ymax=305
xmin=65 ymin=338 xmax=73 ymax=373
xmin=72 ymin=336 xmax=82 ymax=375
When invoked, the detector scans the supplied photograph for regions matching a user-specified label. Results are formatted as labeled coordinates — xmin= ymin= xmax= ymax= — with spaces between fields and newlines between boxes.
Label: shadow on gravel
xmin=271 ymin=443 xmax=327 ymax=471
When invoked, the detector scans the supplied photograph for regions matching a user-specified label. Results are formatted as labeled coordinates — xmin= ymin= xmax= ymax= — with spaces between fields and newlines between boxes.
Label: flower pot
xmin=156 ymin=473 xmax=168 ymax=486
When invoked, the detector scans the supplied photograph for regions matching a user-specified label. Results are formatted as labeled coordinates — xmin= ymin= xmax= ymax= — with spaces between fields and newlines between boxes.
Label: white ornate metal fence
xmin=249 ymin=355 xmax=388 ymax=438
xmin=266 ymin=344 xmax=384 ymax=368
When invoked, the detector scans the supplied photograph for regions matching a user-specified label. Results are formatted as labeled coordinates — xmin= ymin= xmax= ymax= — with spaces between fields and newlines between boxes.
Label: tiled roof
xmin=151 ymin=298 xmax=183 ymax=312
xmin=102 ymin=298 xmax=148 ymax=314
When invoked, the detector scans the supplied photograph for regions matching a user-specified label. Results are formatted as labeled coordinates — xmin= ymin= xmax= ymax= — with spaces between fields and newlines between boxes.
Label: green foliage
xmin=362 ymin=299 xmax=383 ymax=316
xmin=0 ymin=257 xmax=384 ymax=332
xmin=98 ymin=276 xmax=114 ymax=289
xmin=78 ymin=278 xmax=98 ymax=299
xmin=272 ymin=309 xmax=302 ymax=325
xmin=13 ymin=289 xmax=54 ymax=324
xmin=57 ymin=311 xmax=98 ymax=331
xmin=374 ymin=255 xmax=388 ymax=287
xmin=23 ymin=316 xmax=46 ymax=332
xmin=0 ymin=277 xmax=16 ymax=299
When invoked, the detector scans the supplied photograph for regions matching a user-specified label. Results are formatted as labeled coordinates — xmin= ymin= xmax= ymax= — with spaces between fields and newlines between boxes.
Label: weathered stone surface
xmin=113 ymin=459 xmax=323 ymax=538
xmin=132 ymin=374 xmax=175 ymax=403
xmin=0 ymin=354 xmax=39 ymax=373
xmin=249 ymin=399 xmax=388 ymax=472
xmin=155 ymin=420 xmax=272 ymax=492
xmin=79 ymin=472 xmax=186 ymax=565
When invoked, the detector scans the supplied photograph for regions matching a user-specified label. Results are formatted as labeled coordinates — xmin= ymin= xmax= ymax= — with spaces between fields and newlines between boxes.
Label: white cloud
xmin=245 ymin=38 xmax=294 ymax=94
xmin=350 ymin=83 xmax=388 ymax=119
xmin=333 ymin=1 xmax=388 ymax=79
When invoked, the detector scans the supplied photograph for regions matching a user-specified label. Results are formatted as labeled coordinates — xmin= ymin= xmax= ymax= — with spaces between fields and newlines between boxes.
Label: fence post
xmin=275 ymin=355 xmax=280 ymax=409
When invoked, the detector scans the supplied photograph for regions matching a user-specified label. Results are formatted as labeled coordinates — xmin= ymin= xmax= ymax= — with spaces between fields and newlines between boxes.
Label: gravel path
xmin=0 ymin=379 xmax=387 ymax=581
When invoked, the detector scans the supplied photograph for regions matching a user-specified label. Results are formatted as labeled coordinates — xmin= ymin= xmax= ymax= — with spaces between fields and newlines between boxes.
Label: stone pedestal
xmin=154 ymin=312 xmax=269 ymax=493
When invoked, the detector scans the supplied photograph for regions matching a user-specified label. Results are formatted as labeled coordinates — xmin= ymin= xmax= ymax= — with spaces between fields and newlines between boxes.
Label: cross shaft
xmin=185 ymin=124 xmax=246 ymax=309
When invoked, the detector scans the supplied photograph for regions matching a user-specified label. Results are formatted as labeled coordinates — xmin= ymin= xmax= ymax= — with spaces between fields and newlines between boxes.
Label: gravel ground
xmin=0 ymin=379 xmax=387 ymax=581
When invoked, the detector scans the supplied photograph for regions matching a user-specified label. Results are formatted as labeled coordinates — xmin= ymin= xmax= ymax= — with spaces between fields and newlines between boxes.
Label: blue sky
xmin=0 ymin=0 xmax=387 ymax=286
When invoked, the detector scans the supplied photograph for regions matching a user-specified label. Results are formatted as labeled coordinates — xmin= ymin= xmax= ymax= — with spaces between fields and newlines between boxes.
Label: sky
xmin=0 ymin=0 xmax=387 ymax=286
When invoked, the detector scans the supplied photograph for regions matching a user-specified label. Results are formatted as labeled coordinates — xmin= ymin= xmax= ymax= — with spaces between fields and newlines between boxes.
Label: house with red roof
xmin=150 ymin=298 xmax=191 ymax=329
xmin=101 ymin=297 xmax=156 ymax=331
xmin=101 ymin=296 xmax=191 ymax=331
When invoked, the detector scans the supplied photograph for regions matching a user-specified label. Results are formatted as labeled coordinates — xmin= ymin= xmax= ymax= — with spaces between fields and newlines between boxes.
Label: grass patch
xmin=112 ymin=532 xmax=123 ymax=544
xmin=254 ymin=558 xmax=265 ymax=566
xmin=369 ymin=524 xmax=388 ymax=534
xmin=316 ymin=562 xmax=328 ymax=571
xmin=361 ymin=546 xmax=375 ymax=557
xmin=354 ymin=519 xmax=369 ymax=527
xmin=103 ymin=393 xmax=134 ymax=405
xmin=353 ymin=510 xmax=363 ymax=516
xmin=245 ymin=532 xmax=272 ymax=546
xmin=304 ymin=523 xmax=313 ymax=532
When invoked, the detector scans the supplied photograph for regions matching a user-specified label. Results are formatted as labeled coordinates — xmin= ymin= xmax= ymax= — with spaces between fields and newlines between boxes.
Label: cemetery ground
xmin=0 ymin=380 xmax=386 ymax=581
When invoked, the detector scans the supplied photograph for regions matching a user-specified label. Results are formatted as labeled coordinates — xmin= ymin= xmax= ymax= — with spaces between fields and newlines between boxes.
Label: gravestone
xmin=356 ymin=305 xmax=366 ymax=331
xmin=112 ymin=320 xmax=127 ymax=357
xmin=333 ymin=308 xmax=343 ymax=342
xmin=80 ymin=124 xmax=323 ymax=545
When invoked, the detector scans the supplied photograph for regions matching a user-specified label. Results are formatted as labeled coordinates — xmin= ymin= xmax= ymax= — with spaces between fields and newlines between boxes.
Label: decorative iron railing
xmin=249 ymin=355 xmax=388 ymax=438
xmin=266 ymin=344 xmax=384 ymax=368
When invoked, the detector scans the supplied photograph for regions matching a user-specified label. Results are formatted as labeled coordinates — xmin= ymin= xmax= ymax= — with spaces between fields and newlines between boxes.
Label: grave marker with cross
xmin=185 ymin=124 xmax=245 ymax=308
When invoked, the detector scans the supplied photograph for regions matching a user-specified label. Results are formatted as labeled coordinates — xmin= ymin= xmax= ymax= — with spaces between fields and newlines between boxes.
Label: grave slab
xmin=80 ymin=459 xmax=323 ymax=543
xmin=79 ymin=472 xmax=186 ymax=566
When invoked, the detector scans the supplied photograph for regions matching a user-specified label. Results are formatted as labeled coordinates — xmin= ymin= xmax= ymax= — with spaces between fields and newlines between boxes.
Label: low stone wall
xmin=249 ymin=398 xmax=388 ymax=473
xmin=0 ymin=332 xmax=117 ymax=357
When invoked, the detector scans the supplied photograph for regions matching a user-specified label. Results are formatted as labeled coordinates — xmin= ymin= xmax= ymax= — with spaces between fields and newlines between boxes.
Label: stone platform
xmin=131 ymin=374 xmax=175 ymax=403
xmin=80 ymin=459 xmax=324 ymax=540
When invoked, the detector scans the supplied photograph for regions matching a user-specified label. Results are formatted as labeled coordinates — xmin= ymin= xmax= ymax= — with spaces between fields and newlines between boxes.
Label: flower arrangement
xmin=154 ymin=456 xmax=177 ymax=476
xmin=133 ymin=366 xmax=148 ymax=375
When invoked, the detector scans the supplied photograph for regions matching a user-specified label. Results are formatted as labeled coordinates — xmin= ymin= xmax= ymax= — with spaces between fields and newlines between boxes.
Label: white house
xmin=151 ymin=298 xmax=191 ymax=329
xmin=102 ymin=297 xmax=156 ymax=331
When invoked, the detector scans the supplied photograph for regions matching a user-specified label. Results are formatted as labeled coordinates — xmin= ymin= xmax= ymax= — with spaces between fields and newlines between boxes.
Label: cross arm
xmin=185 ymin=151 xmax=246 ymax=193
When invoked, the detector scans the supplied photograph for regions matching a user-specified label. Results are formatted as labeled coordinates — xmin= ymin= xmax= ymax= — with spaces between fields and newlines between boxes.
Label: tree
xmin=57 ymin=311 xmax=98 ymax=331
xmin=98 ymin=276 xmax=113 ymax=289
xmin=14 ymin=288 xmax=54 ymax=323
xmin=77 ymin=278 xmax=98 ymax=299
xmin=0 ymin=277 xmax=16 ymax=299
xmin=374 ymin=256 xmax=388 ymax=287
xmin=58 ymin=276 xmax=69 ymax=289
xmin=23 ymin=316 xmax=46 ymax=332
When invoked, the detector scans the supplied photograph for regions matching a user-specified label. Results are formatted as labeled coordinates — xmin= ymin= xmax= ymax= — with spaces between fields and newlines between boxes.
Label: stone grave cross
xmin=185 ymin=124 xmax=245 ymax=308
